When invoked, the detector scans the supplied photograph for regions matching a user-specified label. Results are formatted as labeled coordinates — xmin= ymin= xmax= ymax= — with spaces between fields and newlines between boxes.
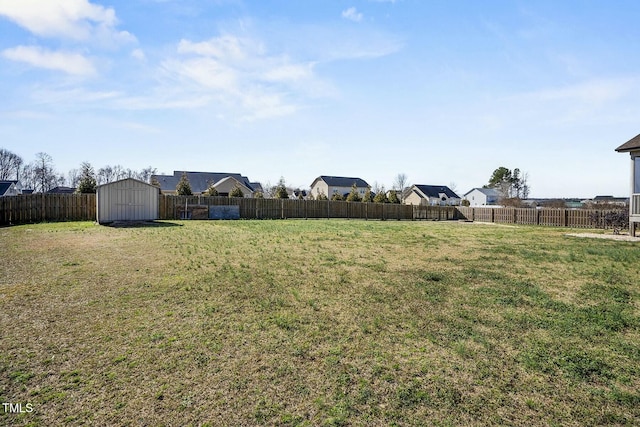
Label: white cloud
xmin=521 ymin=78 xmax=636 ymax=105
xmin=2 ymin=45 xmax=96 ymax=76
xmin=342 ymin=7 xmax=363 ymax=23
xmin=178 ymin=36 xmax=259 ymax=61
xmin=0 ymin=0 xmax=135 ymax=44
xmin=158 ymin=34 xmax=326 ymax=120
xmin=131 ymin=48 xmax=146 ymax=61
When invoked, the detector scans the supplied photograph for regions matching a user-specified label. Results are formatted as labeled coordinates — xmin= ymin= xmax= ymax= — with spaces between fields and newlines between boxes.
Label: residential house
xmin=151 ymin=171 xmax=258 ymax=197
xmin=404 ymin=185 xmax=461 ymax=206
xmin=0 ymin=180 xmax=21 ymax=197
xmin=615 ymin=133 xmax=640 ymax=235
xmin=591 ymin=195 xmax=629 ymax=207
xmin=47 ymin=186 xmax=77 ymax=194
xmin=309 ymin=176 xmax=370 ymax=199
xmin=463 ymin=188 xmax=500 ymax=207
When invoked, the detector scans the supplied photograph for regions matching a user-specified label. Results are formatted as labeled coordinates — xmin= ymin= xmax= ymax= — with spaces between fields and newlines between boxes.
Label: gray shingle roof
xmin=414 ymin=185 xmax=460 ymax=199
xmin=317 ymin=176 xmax=369 ymax=187
xmin=464 ymin=187 xmax=499 ymax=197
xmin=0 ymin=181 xmax=13 ymax=196
xmin=616 ymin=133 xmax=640 ymax=152
xmin=151 ymin=171 xmax=255 ymax=194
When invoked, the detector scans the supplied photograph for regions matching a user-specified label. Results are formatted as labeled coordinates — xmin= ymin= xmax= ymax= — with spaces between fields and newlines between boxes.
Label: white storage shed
xmin=97 ymin=178 xmax=159 ymax=224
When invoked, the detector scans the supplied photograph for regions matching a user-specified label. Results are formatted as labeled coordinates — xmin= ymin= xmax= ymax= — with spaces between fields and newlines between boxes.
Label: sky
xmin=1 ymin=0 xmax=640 ymax=198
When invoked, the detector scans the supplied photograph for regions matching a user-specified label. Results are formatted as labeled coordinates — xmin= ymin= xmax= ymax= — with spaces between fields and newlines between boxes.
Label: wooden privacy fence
xmin=159 ymin=196 xmax=455 ymax=221
xmin=0 ymin=194 xmax=96 ymax=225
xmin=0 ymin=193 xmax=624 ymax=229
xmin=455 ymin=207 xmax=621 ymax=228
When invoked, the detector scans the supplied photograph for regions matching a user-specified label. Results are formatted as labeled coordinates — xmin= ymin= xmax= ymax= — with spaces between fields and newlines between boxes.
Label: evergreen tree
xmin=229 ymin=185 xmax=244 ymax=198
xmin=254 ymin=191 xmax=264 ymax=199
xmin=362 ymin=185 xmax=373 ymax=203
xmin=346 ymin=183 xmax=362 ymax=202
xmin=388 ymin=190 xmax=400 ymax=204
xmin=373 ymin=186 xmax=388 ymax=203
xmin=274 ymin=177 xmax=289 ymax=199
xmin=76 ymin=161 xmax=97 ymax=193
xmin=316 ymin=190 xmax=328 ymax=200
xmin=176 ymin=172 xmax=193 ymax=196
xmin=203 ymin=182 xmax=218 ymax=196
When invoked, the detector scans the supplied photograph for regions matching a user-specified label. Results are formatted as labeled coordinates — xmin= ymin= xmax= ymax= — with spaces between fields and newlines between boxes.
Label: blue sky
xmin=1 ymin=0 xmax=639 ymax=197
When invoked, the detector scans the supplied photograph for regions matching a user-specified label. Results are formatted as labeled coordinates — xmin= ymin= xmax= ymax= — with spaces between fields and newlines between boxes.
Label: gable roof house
xmin=151 ymin=171 xmax=258 ymax=197
xmin=404 ymin=185 xmax=461 ymax=206
xmin=463 ymin=188 xmax=500 ymax=207
xmin=310 ymin=176 xmax=370 ymax=199
xmin=0 ymin=180 xmax=23 ymax=197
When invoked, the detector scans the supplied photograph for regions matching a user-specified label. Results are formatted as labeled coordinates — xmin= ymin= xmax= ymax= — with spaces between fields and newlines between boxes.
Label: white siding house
xmin=463 ymin=188 xmax=500 ymax=207
xmin=97 ymin=178 xmax=159 ymax=224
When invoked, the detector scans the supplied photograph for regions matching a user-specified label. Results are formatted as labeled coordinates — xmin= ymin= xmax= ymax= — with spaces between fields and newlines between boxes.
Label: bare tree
xmin=67 ymin=169 xmax=80 ymax=188
xmin=393 ymin=173 xmax=410 ymax=202
xmin=97 ymin=166 xmax=115 ymax=185
xmin=0 ymin=148 xmax=23 ymax=180
xmin=20 ymin=164 xmax=37 ymax=190
xmin=137 ymin=166 xmax=157 ymax=183
xmin=33 ymin=152 xmax=59 ymax=193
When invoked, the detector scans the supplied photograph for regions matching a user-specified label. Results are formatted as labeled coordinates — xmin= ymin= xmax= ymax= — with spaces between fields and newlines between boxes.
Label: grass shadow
xmin=102 ymin=220 xmax=183 ymax=228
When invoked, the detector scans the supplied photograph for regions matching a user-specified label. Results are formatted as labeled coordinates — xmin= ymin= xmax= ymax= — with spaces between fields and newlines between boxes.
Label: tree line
xmin=1 ymin=147 xmax=532 ymax=201
xmin=0 ymin=148 xmax=156 ymax=194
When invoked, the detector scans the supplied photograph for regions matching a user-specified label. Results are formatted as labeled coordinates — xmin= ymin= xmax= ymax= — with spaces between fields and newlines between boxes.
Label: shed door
xmin=113 ymin=186 xmax=151 ymax=221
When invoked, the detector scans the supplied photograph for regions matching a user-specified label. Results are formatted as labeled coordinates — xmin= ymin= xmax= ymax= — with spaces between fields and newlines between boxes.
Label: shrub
xmin=589 ymin=210 xmax=628 ymax=233
xmin=229 ymin=185 xmax=244 ymax=198
xmin=203 ymin=185 xmax=219 ymax=197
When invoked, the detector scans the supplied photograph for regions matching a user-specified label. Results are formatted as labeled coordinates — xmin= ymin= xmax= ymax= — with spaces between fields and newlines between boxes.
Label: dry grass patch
xmin=1 ymin=220 xmax=639 ymax=426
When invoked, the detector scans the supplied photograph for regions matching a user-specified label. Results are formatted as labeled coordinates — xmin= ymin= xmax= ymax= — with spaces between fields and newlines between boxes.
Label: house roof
xmin=0 ymin=181 xmax=15 ymax=196
xmin=46 ymin=186 xmax=76 ymax=194
xmin=213 ymin=176 xmax=253 ymax=192
xmin=464 ymin=187 xmax=500 ymax=197
xmin=151 ymin=171 xmax=255 ymax=194
xmin=413 ymin=185 xmax=460 ymax=199
xmin=312 ymin=176 xmax=369 ymax=188
xmin=616 ymin=133 xmax=640 ymax=152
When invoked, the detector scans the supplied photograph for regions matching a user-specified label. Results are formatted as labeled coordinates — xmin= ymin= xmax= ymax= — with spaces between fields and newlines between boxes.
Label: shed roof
xmin=413 ymin=185 xmax=460 ymax=199
xmin=313 ymin=176 xmax=369 ymax=188
xmin=615 ymin=133 xmax=640 ymax=152
xmin=97 ymin=177 xmax=159 ymax=189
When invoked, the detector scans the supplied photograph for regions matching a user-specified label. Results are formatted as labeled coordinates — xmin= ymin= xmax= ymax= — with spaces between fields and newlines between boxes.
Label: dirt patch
xmin=566 ymin=232 xmax=640 ymax=242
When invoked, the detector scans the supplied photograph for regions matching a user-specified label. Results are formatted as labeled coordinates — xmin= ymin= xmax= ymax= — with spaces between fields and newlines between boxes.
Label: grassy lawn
xmin=1 ymin=219 xmax=639 ymax=426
